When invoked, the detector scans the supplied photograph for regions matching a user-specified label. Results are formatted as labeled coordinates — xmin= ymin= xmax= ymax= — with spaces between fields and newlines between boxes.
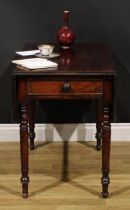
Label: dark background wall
xmin=0 ymin=0 xmax=130 ymax=123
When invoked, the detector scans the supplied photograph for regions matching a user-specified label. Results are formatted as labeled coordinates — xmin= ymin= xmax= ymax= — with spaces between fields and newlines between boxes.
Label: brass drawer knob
xmin=62 ymin=82 xmax=71 ymax=92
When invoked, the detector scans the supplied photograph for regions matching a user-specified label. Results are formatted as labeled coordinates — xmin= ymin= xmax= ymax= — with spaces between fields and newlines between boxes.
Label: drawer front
xmin=27 ymin=81 xmax=103 ymax=95
xmin=27 ymin=80 xmax=103 ymax=95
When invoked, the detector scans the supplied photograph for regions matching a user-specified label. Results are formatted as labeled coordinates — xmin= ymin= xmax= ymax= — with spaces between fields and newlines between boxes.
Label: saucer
xmin=35 ymin=52 xmax=60 ymax=59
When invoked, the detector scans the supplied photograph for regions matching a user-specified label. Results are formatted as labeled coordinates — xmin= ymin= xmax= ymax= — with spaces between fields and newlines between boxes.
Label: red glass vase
xmin=56 ymin=10 xmax=76 ymax=49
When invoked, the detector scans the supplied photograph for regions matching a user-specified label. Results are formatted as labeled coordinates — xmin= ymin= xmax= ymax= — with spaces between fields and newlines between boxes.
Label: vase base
xmin=61 ymin=46 xmax=71 ymax=49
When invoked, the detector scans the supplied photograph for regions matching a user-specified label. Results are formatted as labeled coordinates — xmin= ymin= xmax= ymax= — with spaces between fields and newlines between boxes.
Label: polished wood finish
xmin=28 ymin=100 xmax=35 ymax=150
xmin=27 ymin=80 xmax=103 ymax=95
xmin=95 ymin=99 xmax=102 ymax=150
xmin=13 ymin=43 xmax=116 ymax=198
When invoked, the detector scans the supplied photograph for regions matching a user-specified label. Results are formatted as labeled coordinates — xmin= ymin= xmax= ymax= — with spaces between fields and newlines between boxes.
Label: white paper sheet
xmin=16 ymin=50 xmax=40 ymax=56
xmin=12 ymin=58 xmax=58 ymax=69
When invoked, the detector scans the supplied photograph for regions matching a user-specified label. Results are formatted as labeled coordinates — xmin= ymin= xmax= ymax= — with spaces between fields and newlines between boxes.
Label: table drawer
xmin=27 ymin=80 xmax=103 ymax=95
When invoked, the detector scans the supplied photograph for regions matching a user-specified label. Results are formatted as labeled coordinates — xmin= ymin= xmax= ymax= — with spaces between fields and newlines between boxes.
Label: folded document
xmin=12 ymin=58 xmax=58 ymax=69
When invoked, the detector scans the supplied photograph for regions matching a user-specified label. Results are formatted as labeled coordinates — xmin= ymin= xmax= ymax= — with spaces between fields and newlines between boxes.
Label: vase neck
xmin=63 ymin=10 xmax=70 ymax=26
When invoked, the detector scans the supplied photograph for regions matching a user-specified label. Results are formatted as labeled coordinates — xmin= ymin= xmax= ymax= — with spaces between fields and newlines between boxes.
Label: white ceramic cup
xmin=38 ymin=44 xmax=54 ymax=56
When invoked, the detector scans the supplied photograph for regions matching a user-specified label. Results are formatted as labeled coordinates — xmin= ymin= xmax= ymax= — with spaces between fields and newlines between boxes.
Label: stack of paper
xmin=16 ymin=50 xmax=40 ymax=56
xmin=12 ymin=58 xmax=58 ymax=70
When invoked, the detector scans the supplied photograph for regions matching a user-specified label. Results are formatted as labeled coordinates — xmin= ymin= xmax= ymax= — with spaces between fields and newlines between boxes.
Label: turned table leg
xmin=29 ymin=100 xmax=35 ymax=150
xmin=20 ymin=103 xmax=29 ymax=198
xmin=101 ymin=106 xmax=111 ymax=198
xmin=95 ymin=99 xmax=102 ymax=151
